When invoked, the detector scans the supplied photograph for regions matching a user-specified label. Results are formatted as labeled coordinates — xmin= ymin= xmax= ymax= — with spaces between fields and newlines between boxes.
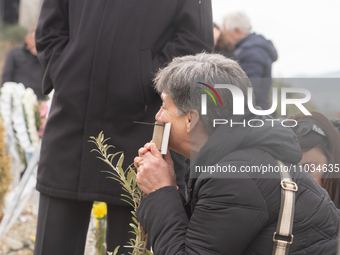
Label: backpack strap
xmin=272 ymin=160 xmax=298 ymax=255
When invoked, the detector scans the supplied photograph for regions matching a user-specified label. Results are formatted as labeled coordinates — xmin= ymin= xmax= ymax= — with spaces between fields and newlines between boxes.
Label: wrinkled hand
xmin=134 ymin=142 xmax=177 ymax=195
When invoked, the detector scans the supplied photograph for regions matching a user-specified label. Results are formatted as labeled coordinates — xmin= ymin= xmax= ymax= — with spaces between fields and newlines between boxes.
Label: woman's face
xmin=299 ymin=147 xmax=328 ymax=185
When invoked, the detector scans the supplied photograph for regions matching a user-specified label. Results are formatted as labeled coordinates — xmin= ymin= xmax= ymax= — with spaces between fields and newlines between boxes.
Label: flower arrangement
xmin=0 ymin=83 xmax=35 ymax=155
xmin=0 ymin=82 xmax=33 ymax=183
xmin=0 ymin=83 xmax=49 ymax=173
xmin=92 ymin=202 xmax=108 ymax=255
xmin=36 ymin=100 xmax=48 ymax=138
xmin=22 ymin=87 xmax=49 ymax=141
xmin=22 ymin=88 xmax=40 ymax=147
xmin=89 ymin=132 xmax=152 ymax=255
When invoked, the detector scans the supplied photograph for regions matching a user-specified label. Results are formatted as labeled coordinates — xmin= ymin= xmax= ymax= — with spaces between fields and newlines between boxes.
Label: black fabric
xmin=34 ymin=193 xmax=93 ymax=255
xmin=1 ymin=44 xmax=45 ymax=100
xmin=34 ymin=193 xmax=133 ymax=255
xmin=170 ymin=150 xmax=188 ymax=198
xmin=105 ymin=203 xmax=134 ymax=254
xmin=234 ymin=33 xmax=278 ymax=110
xmin=137 ymin=113 xmax=340 ymax=254
xmin=35 ymin=0 xmax=214 ymax=205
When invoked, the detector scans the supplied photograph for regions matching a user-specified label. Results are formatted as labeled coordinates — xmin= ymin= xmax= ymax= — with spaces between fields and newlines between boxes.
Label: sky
xmin=211 ymin=0 xmax=340 ymax=77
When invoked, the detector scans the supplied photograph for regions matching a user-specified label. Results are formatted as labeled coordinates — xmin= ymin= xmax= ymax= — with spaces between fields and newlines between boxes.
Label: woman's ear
xmin=188 ymin=110 xmax=200 ymax=132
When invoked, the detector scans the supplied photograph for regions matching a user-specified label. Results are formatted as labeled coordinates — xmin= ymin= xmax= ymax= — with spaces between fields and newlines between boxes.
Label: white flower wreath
xmin=22 ymin=88 xmax=40 ymax=148
xmin=0 ymin=82 xmax=35 ymax=154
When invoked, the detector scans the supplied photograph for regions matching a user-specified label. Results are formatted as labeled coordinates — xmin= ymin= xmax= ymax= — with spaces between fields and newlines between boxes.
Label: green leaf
xmin=127 ymin=169 xmax=135 ymax=185
xmin=129 ymin=230 xmax=139 ymax=236
xmin=132 ymin=216 xmax=138 ymax=225
xmin=90 ymin=149 xmax=101 ymax=154
xmin=113 ymin=245 xmax=120 ymax=255
xmin=96 ymin=157 xmax=112 ymax=167
xmin=129 ymin=223 xmax=140 ymax=236
xmin=110 ymin=151 xmax=123 ymax=164
xmin=106 ymin=176 xmax=122 ymax=183
xmin=103 ymin=137 xmax=111 ymax=143
xmin=117 ymin=153 xmax=124 ymax=168
xmin=131 ymin=178 xmax=137 ymax=190
xmin=121 ymin=199 xmax=134 ymax=207
xmin=101 ymin=171 xmax=119 ymax=177
xmin=129 ymin=238 xmax=136 ymax=245
xmin=121 ymin=194 xmax=133 ymax=201
xmin=88 ymin=139 xmax=97 ymax=145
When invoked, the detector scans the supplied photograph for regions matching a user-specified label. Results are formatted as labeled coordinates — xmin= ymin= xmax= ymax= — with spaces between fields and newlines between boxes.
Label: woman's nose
xmin=155 ymin=107 xmax=162 ymax=122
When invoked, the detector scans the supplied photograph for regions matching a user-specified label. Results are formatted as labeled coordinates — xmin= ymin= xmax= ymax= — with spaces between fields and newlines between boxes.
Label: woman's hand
xmin=134 ymin=143 xmax=177 ymax=195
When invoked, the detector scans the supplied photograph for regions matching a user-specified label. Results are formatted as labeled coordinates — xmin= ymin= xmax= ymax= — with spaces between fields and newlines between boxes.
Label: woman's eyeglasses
xmin=292 ymin=120 xmax=326 ymax=137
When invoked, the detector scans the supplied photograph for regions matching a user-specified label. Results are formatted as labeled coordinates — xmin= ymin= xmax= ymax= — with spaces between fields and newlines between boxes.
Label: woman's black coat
xmin=137 ymin=113 xmax=340 ymax=254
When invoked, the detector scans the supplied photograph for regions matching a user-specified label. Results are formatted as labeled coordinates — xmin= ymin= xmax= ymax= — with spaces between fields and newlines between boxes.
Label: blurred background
xmin=0 ymin=0 xmax=42 ymax=78
xmin=212 ymin=0 xmax=340 ymax=78
xmin=1 ymin=0 xmax=339 ymax=78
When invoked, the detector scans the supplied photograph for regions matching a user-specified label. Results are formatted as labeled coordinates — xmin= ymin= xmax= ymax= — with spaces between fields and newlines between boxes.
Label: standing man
xmin=2 ymin=29 xmax=45 ymax=100
xmin=34 ymin=0 xmax=213 ymax=254
xmin=223 ymin=11 xmax=277 ymax=110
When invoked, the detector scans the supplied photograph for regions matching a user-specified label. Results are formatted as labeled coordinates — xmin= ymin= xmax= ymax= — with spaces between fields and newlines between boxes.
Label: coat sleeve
xmin=35 ymin=0 xmax=69 ymax=93
xmin=1 ymin=49 xmax=16 ymax=85
xmin=152 ymin=0 xmax=214 ymax=70
xmin=137 ymin=178 xmax=269 ymax=255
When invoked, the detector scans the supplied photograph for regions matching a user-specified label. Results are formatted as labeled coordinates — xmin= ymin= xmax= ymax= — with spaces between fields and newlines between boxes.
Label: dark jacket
xmin=35 ymin=0 xmax=214 ymax=204
xmin=1 ymin=44 xmax=45 ymax=100
xmin=234 ymin=33 xmax=278 ymax=110
xmin=137 ymin=113 xmax=339 ymax=254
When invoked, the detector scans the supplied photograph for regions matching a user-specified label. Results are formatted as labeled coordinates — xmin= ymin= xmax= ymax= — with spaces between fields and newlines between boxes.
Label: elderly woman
xmin=134 ymin=53 xmax=339 ymax=255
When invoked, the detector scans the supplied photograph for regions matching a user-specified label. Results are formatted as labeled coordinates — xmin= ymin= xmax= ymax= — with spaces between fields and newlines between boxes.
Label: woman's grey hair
xmin=223 ymin=11 xmax=252 ymax=34
xmin=154 ymin=53 xmax=252 ymax=135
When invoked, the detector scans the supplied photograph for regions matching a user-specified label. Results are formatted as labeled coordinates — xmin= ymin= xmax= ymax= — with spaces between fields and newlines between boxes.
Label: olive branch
xmin=89 ymin=131 xmax=152 ymax=255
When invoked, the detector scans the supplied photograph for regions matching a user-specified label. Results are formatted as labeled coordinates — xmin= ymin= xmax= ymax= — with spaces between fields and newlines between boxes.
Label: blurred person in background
xmin=222 ymin=11 xmax=277 ymax=110
xmin=1 ymin=28 xmax=45 ymax=100
xmin=292 ymin=111 xmax=340 ymax=208
xmin=213 ymin=23 xmax=221 ymax=47
xmin=213 ymin=23 xmax=234 ymax=59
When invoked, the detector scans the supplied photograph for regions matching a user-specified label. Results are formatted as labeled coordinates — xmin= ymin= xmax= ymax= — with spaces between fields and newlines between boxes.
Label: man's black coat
xmin=35 ymin=0 xmax=213 ymax=204
xmin=137 ymin=113 xmax=340 ymax=254
xmin=234 ymin=33 xmax=278 ymax=110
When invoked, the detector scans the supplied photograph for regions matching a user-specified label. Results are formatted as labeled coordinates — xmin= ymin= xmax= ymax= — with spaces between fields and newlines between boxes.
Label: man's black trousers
xmin=34 ymin=193 xmax=133 ymax=255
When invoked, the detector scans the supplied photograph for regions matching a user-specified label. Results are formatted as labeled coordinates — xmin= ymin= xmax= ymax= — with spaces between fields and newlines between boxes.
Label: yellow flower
xmin=92 ymin=202 xmax=107 ymax=219
xmin=30 ymin=236 xmax=36 ymax=243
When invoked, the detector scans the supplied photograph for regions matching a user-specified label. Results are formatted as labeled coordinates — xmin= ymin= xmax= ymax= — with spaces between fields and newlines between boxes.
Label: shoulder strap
xmin=272 ymin=160 xmax=298 ymax=255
